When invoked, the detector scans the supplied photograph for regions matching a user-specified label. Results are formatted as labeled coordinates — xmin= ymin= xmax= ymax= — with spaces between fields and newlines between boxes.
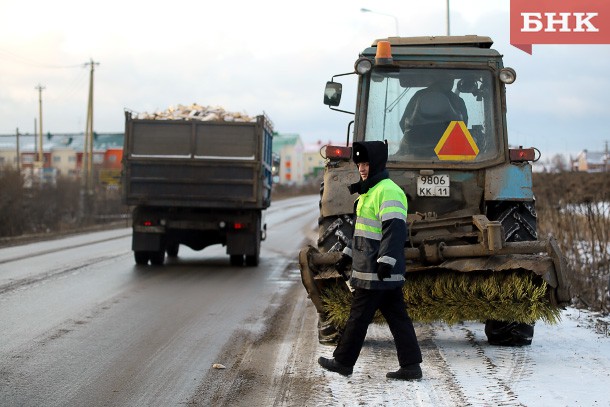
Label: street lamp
xmin=446 ymin=0 xmax=450 ymax=35
xmin=360 ymin=8 xmax=399 ymax=36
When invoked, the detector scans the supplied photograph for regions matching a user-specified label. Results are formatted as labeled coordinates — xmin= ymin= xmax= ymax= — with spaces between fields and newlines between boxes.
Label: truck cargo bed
xmin=122 ymin=112 xmax=273 ymax=209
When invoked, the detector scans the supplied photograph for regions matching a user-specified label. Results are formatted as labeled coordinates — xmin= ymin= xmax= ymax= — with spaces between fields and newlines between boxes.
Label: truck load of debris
xmin=135 ymin=103 xmax=256 ymax=122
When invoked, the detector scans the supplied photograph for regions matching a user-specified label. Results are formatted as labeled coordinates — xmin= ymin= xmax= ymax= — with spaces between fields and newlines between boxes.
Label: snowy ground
xmin=312 ymin=307 xmax=610 ymax=406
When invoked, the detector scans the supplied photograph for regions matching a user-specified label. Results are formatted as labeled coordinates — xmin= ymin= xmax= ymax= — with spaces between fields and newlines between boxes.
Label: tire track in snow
xmin=309 ymin=323 xmax=466 ymax=406
xmin=433 ymin=323 xmax=533 ymax=406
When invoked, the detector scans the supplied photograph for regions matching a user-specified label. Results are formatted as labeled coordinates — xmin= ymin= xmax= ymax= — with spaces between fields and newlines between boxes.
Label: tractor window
xmin=364 ymin=68 xmax=499 ymax=163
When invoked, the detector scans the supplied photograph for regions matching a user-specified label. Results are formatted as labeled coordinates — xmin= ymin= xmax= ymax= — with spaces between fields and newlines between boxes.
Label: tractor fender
xmin=320 ymin=162 xmax=360 ymax=218
xmin=484 ymin=162 xmax=533 ymax=201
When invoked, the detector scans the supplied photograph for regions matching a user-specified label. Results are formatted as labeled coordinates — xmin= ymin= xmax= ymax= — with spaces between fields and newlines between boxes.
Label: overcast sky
xmin=1 ymin=0 xmax=609 ymax=158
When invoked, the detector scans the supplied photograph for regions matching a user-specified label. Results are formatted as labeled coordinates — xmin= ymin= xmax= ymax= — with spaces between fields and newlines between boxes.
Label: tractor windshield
xmin=364 ymin=68 xmax=499 ymax=163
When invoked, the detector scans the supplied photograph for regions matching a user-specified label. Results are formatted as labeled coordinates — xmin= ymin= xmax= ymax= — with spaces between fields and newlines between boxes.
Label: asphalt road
xmin=0 ymin=195 xmax=320 ymax=407
xmin=2 ymin=194 xmax=609 ymax=406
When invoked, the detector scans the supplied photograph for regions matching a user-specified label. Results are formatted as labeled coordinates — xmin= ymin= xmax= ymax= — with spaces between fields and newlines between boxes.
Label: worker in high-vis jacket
xmin=318 ymin=140 xmax=423 ymax=380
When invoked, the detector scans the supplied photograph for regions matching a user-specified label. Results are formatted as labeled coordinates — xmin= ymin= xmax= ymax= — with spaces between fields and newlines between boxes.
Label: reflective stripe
xmin=352 ymin=270 xmax=405 ymax=282
xmin=356 ymin=216 xmax=382 ymax=229
xmin=354 ymin=228 xmax=382 ymax=240
xmin=381 ymin=212 xmax=407 ymax=222
xmin=380 ymin=199 xmax=407 ymax=222
xmin=378 ymin=256 xmax=396 ymax=266
xmin=380 ymin=200 xmax=406 ymax=212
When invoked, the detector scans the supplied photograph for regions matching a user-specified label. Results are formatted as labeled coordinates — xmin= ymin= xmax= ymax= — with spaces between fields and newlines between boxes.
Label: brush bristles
xmin=321 ymin=271 xmax=561 ymax=328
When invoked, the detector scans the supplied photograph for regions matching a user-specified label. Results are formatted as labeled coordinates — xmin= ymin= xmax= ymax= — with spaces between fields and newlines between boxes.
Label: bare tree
xmin=550 ymin=154 xmax=568 ymax=172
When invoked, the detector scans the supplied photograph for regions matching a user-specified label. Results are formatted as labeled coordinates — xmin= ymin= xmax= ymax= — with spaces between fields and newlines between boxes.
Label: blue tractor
xmin=299 ymin=36 xmax=571 ymax=346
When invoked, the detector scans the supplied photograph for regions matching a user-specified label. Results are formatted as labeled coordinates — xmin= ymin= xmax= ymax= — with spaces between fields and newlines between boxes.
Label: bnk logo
xmin=510 ymin=0 xmax=610 ymax=54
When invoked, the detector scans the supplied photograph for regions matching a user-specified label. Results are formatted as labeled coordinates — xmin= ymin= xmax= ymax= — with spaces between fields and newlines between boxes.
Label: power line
xmin=46 ymin=68 xmax=89 ymax=102
xmin=0 ymin=48 xmax=82 ymax=69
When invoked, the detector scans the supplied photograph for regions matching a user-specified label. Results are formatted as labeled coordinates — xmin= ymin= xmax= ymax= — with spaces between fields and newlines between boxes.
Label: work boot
xmin=386 ymin=364 xmax=423 ymax=380
xmin=318 ymin=357 xmax=353 ymax=376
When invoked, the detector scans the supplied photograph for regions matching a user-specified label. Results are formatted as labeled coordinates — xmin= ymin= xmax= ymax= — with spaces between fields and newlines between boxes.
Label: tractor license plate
xmin=417 ymin=175 xmax=450 ymax=197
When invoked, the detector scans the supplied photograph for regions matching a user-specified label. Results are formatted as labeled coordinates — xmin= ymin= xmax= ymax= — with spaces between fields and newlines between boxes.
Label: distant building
xmin=571 ymin=149 xmax=609 ymax=172
xmin=272 ymin=133 xmax=305 ymax=184
xmin=0 ymin=148 xmax=19 ymax=168
xmin=0 ymin=132 xmax=124 ymax=183
xmin=51 ymin=147 xmax=78 ymax=177
xmin=303 ymin=140 xmax=343 ymax=181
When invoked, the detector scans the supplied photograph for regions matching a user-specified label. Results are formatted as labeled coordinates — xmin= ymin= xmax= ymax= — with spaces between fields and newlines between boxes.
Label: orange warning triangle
xmin=434 ymin=121 xmax=479 ymax=161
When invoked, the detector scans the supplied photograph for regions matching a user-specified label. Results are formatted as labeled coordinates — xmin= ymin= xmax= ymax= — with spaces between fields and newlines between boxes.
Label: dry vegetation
xmin=534 ymin=172 xmax=610 ymax=313
xmin=0 ymin=168 xmax=127 ymax=244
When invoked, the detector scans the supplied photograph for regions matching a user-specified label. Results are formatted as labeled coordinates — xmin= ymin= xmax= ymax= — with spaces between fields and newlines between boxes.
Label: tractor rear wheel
xmin=485 ymin=201 xmax=537 ymax=346
xmin=487 ymin=201 xmax=537 ymax=241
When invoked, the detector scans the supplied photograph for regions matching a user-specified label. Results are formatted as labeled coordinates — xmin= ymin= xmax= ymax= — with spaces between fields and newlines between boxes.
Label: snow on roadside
xmin=314 ymin=307 xmax=610 ymax=406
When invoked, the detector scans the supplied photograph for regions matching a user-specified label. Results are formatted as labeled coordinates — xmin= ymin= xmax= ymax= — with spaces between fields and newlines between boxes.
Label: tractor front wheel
xmin=485 ymin=201 xmax=537 ymax=346
xmin=314 ymin=213 xmax=354 ymax=345
xmin=485 ymin=320 xmax=534 ymax=347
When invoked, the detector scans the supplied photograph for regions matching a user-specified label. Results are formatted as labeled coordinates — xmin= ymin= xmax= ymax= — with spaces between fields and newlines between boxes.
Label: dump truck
xmin=122 ymin=110 xmax=273 ymax=266
xmin=299 ymin=36 xmax=572 ymax=346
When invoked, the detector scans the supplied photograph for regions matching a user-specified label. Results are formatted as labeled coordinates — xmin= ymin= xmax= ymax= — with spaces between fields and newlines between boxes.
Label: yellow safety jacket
xmin=343 ymin=178 xmax=408 ymax=290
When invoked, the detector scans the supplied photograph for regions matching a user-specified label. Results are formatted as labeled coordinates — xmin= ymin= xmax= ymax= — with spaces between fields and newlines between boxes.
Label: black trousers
xmin=333 ymin=287 xmax=422 ymax=368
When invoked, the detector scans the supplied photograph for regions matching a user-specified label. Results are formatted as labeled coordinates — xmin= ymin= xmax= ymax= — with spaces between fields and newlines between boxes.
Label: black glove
xmin=334 ymin=254 xmax=352 ymax=281
xmin=377 ymin=262 xmax=393 ymax=281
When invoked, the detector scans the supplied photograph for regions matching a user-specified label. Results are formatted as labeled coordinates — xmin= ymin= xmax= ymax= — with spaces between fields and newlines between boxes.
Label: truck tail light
xmin=142 ymin=219 xmax=165 ymax=226
xmin=233 ymin=222 xmax=249 ymax=230
xmin=325 ymin=145 xmax=352 ymax=160
xmin=509 ymin=147 xmax=538 ymax=162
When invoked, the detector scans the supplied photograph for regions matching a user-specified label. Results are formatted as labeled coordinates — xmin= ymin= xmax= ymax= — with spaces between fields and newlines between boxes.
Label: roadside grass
xmin=0 ymin=168 xmax=127 ymax=242
xmin=535 ymin=172 xmax=610 ymax=313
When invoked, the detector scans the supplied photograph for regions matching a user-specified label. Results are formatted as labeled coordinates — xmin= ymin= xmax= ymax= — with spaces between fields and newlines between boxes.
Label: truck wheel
xmin=245 ymin=214 xmax=261 ymax=267
xmin=245 ymin=254 xmax=259 ymax=267
xmin=230 ymin=254 xmax=244 ymax=267
xmin=134 ymin=251 xmax=150 ymax=265
xmin=485 ymin=201 xmax=537 ymax=346
xmin=150 ymin=250 xmax=165 ymax=266
xmin=166 ymin=243 xmax=179 ymax=257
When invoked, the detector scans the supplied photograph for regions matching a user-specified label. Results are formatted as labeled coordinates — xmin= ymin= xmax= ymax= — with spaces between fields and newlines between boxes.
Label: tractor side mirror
xmin=324 ymin=82 xmax=342 ymax=106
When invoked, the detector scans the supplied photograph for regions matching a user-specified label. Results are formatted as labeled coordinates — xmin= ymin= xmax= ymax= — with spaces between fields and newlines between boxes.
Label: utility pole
xmin=35 ymin=84 xmax=45 ymax=165
xmin=83 ymin=59 xmax=99 ymax=193
xmin=15 ymin=128 xmax=21 ymax=172
xmin=604 ymin=140 xmax=610 ymax=172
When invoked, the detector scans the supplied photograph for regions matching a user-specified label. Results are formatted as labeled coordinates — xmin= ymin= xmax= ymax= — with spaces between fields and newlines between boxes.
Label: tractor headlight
xmin=499 ymin=68 xmax=517 ymax=84
xmin=354 ymin=57 xmax=373 ymax=75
